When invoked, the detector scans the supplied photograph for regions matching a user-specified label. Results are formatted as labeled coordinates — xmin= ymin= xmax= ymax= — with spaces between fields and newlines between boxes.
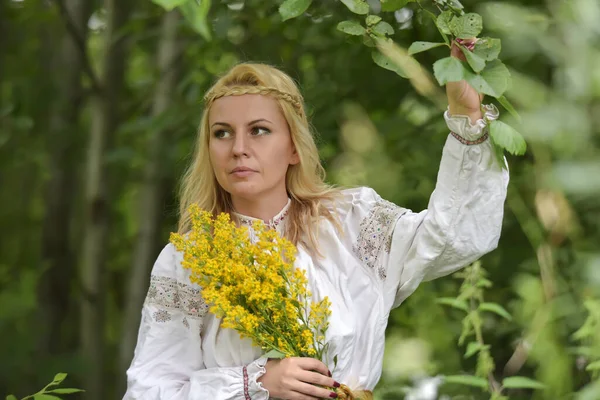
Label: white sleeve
xmin=123 ymin=244 xmax=269 ymax=400
xmin=349 ymin=105 xmax=509 ymax=312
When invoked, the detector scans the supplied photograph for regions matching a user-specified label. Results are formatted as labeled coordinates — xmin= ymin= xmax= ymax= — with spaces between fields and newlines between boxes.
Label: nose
xmin=232 ymin=132 xmax=249 ymax=157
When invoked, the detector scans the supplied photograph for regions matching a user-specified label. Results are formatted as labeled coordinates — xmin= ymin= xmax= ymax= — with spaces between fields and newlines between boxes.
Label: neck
xmin=231 ymin=191 xmax=290 ymax=222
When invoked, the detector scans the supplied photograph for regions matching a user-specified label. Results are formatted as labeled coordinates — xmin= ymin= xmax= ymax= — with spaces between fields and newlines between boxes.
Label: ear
xmin=290 ymin=145 xmax=300 ymax=165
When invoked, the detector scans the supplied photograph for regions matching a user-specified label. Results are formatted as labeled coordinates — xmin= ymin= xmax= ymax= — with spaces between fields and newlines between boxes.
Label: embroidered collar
xmin=232 ymin=199 xmax=291 ymax=231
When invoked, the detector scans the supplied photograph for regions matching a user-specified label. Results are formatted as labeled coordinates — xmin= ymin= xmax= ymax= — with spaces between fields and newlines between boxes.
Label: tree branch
xmin=52 ymin=0 xmax=103 ymax=95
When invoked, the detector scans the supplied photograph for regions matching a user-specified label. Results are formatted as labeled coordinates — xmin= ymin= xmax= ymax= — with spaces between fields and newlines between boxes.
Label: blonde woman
xmin=124 ymin=41 xmax=508 ymax=400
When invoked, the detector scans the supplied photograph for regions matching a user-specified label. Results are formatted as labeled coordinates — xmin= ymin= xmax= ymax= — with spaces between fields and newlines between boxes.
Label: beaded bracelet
xmin=450 ymin=130 xmax=489 ymax=145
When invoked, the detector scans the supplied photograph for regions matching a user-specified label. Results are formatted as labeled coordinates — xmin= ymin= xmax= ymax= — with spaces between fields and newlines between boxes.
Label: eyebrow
xmin=211 ymin=119 xmax=272 ymax=129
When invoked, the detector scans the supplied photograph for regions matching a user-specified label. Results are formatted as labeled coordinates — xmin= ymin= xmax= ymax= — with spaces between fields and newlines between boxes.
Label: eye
xmin=251 ymin=126 xmax=271 ymax=136
xmin=213 ymin=129 xmax=231 ymax=139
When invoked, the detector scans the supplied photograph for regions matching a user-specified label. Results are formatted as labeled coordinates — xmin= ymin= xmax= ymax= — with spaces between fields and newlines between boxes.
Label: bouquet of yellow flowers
xmin=170 ymin=204 xmax=332 ymax=360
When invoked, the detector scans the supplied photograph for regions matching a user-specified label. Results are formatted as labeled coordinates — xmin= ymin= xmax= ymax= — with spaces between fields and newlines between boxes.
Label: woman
xmin=124 ymin=42 xmax=509 ymax=400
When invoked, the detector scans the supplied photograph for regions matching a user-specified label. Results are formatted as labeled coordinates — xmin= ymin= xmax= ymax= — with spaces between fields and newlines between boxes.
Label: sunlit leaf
xmin=444 ymin=375 xmax=488 ymax=388
xmin=264 ymin=349 xmax=286 ymax=359
xmin=502 ymin=376 xmax=546 ymax=390
xmin=6 ymin=395 xmax=18 ymax=400
xmin=436 ymin=297 xmax=468 ymax=312
xmin=340 ymin=0 xmax=369 ymax=15
xmin=408 ymin=41 xmax=446 ymax=55
xmin=372 ymin=51 xmax=407 ymax=78
xmin=433 ymin=56 xmax=467 ymax=85
xmin=279 ymin=0 xmax=312 ymax=21
xmin=473 ymin=37 xmax=502 ymax=61
xmin=365 ymin=15 xmax=382 ymax=26
xmin=337 ymin=20 xmax=366 ymax=35
xmin=436 ymin=10 xmax=454 ymax=35
xmin=459 ymin=45 xmax=486 ymax=73
xmin=497 ymin=95 xmax=521 ymax=122
xmin=46 ymin=389 xmax=85 ymax=394
xmin=449 ymin=13 xmax=483 ymax=39
xmin=151 ymin=0 xmax=187 ymax=11
xmin=52 ymin=373 xmax=68 ymax=385
xmin=489 ymin=120 xmax=527 ymax=155
xmin=180 ymin=0 xmax=212 ymax=41
xmin=372 ymin=21 xmax=395 ymax=36
xmin=465 ymin=341 xmax=489 ymax=358
xmin=33 ymin=396 xmax=62 ymax=400
xmin=586 ymin=360 xmax=600 ymax=371
xmin=479 ymin=302 xmax=512 ymax=320
xmin=465 ymin=59 xmax=510 ymax=97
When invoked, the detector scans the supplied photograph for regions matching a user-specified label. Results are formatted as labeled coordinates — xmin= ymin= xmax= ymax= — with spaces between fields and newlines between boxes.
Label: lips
xmin=230 ymin=167 xmax=256 ymax=174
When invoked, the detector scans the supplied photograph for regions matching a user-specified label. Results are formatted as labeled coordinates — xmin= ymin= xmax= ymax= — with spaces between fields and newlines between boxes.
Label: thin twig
xmin=52 ymin=0 xmax=102 ymax=95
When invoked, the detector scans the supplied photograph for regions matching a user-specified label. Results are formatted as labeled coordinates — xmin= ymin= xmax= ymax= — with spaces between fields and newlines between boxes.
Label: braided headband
xmin=203 ymin=85 xmax=304 ymax=116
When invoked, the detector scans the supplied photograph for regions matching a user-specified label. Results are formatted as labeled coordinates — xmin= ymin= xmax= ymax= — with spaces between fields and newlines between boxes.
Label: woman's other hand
xmin=446 ymin=38 xmax=484 ymax=123
xmin=257 ymin=357 xmax=339 ymax=400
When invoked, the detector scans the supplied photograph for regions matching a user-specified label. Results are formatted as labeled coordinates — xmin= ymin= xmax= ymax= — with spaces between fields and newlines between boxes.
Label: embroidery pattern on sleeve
xmin=145 ymin=275 xmax=208 ymax=324
xmin=353 ymin=200 xmax=407 ymax=279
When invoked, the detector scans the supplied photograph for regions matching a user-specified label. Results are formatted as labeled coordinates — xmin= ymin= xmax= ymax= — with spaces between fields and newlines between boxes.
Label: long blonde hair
xmin=178 ymin=63 xmax=341 ymax=251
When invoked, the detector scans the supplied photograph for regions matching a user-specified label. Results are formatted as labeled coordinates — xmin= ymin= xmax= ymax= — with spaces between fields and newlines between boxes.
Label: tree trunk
xmin=38 ymin=0 xmax=92 ymax=356
xmin=117 ymin=9 xmax=181 ymax=395
xmin=81 ymin=0 xmax=132 ymax=398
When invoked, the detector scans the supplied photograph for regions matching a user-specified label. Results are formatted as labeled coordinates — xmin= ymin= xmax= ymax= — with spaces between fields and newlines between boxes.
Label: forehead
xmin=209 ymin=94 xmax=285 ymax=124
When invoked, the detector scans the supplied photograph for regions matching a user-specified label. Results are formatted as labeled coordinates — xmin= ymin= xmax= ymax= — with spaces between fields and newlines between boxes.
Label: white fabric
xmin=124 ymin=110 xmax=509 ymax=399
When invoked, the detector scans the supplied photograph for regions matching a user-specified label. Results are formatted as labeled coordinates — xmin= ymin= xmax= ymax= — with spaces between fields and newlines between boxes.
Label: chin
xmin=226 ymin=181 xmax=263 ymax=199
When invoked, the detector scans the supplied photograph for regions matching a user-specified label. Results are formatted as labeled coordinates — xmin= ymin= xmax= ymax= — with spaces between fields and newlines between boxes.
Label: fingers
xmin=451 ymin=37 xmax=477 ymax=61
xmin=293 ymin=381 xmax=338 ymax=399
xmin=294 ymin=357 xmax=330 ymax=377
xmin=298 ymin=370 xmax=337 ymax=388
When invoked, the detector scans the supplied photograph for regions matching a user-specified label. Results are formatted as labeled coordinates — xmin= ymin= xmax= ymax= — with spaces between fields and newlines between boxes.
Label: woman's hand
xmin=257 ymin=357 xmax=339 ymax=400
xmin=446 ymin=38 xmax=484 ymax=123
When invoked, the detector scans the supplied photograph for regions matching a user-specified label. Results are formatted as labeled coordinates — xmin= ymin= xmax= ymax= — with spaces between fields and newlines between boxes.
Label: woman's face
xmin=208 ymin=94 xmax=299 ymax=204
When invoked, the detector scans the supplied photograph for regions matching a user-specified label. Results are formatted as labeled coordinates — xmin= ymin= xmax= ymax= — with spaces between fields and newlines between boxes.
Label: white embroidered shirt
xmin=124 ymin=106 xmax=509 ymax=399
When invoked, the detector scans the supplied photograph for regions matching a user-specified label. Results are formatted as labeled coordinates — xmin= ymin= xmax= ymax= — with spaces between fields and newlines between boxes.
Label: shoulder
xmin=149 ymin=242 xmax=199 ymax=291
xmin=328 ymin=186 xmax=405 ymax=223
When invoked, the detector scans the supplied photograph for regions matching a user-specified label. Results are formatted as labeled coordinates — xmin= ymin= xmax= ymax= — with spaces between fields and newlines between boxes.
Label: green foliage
xmin=6 ymin=374 xmax=83 ymax=400
xmin=279 ymin=0 xmax=313 ymax=21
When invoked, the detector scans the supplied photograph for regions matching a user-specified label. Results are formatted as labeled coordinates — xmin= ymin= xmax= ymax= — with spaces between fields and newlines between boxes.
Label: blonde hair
xmin=178 ymin=63 xmax=341 ymax=251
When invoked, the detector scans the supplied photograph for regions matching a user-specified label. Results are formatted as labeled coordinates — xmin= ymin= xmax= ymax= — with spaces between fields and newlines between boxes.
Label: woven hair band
xmin=203 ymin=85 xmax=304 ymax=116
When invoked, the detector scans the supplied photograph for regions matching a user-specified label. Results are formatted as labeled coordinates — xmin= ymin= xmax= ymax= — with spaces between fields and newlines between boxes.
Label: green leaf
xmin=180 ymin=0 xmax=212 ymax=41
xmin=489 ymin=120 xmax=527 ymax=156
xmin=151 ymin=0 xmax=187 ymax=11
xmin=444 ymin=375 xmax=488 ymax=388
xmin=408 ymin=41 xmax=446 ymax=55
xmin=337 ymin=20 xmax=366 ymax=35
xmin=465 ymin=342 xmax=488 ymax=358
xmin=465 ymin=59 xmax=510 ymax=97
xmin=372 ymin=51 xmax=407 ymax=78
xmin=492 ymin=141 xmax=506 ymax=167
xmin=340 ymin=0 xmax=369 ymax=15
xmin=436 ymin=10 xmax=454 ymax=35
xmin=479 ymin=302 xmax=512 ymax=320
xmin=372 ymin=21 xmax=394 ymax=36
xmin=459 ymin=45 xmax=486 ymax=73
xmin=279 ymin=0 xmax=312 ymax=21
xmin=449 ymin=13 xmax=483 ymax=39
xmin=381 ymin=0 xmax=414 ymax=12
xmin=264 ymin=349 xmax=286 ymax=359
xmin=366 ymin=15 xmax=381 ymax=26
xmin=333 ymin=354 xmax=338 ymax=369
xmin=476 ymin=278 xmax=493 ymax=288
xmin=436 ymin=297 xmax=468 ymax=312
xmin=586 ymin=360 xmax=600 ymax=371
xmin=33 ymin=396 xmax=62 ymax=400
xmin=45 ymin=389 xmax=85 ymax=394
xmin=6 ymin=395 xmax=18 ymax=400
xmin=433 ymin=57 xmax=467 ymax=85
xmin=52 ymin=373 xmax=68 ymax=385
xmin=502 ymin=376 xmax=546 ymax=390
xmin=497 ymin=95 xmax=521 ymax=122
xmin=473 ymin=37 xmax=502 ymax=61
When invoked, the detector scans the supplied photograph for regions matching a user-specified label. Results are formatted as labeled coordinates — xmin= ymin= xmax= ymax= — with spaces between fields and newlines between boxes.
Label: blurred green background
xmin=1 ymin=0 xmax=599 ymax=399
